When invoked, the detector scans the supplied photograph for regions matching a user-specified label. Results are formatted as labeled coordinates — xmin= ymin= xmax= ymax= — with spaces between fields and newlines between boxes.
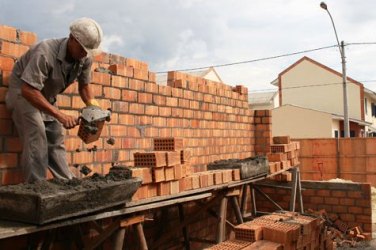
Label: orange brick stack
xmin=203 ymin=239 xmax=251 ymax=250
xmin=167 ymin=71 xmax=248 ymax=102
xmin=267 ymin=136 xmax=300 ymax=182
xmin=254 ymin=110 xmax=272 ymax=156
xmin=207 ymin=211 xmax=333 ymax=250
xmin=132 ymin=137 xmax=242 ymax=200
xmin=131 ymin=138 xmax=188 ymax=199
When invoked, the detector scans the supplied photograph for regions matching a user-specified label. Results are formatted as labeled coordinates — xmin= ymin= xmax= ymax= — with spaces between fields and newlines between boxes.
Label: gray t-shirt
xmin=9 ymin=37 xmax=92 ymax=103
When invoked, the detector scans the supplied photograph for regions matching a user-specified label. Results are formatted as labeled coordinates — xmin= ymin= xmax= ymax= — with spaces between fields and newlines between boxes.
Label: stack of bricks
xmin=267 ymin=136 xmax=300 ymax=182
xmin=131 ymin=137 xmax=188 ymax=199
xmin=0 ymin=25 xmax=38 ymax=183
xmin=205 ymin=211 xmax=333 ymax=250
xmin=131 ymin=137 xmax=241 ymax=200
xmin=254 ymin=110 xmax=272 ymax=156
xmin=167 ymin=71 xmax=248 ymax=102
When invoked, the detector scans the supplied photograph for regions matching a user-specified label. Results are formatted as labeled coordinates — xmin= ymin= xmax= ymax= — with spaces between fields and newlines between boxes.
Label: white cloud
xmin=51 ymin=2 xmax=75 ymax=15
xmin=101 ymin=34 xmax=124 ymax=53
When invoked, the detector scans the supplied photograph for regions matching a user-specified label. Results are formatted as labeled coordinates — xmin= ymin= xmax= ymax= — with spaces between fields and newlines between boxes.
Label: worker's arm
xmin=21 ymin=83 xmax=78 ymax=129
xmin=79 ymin=83 xmax=99 ymax=106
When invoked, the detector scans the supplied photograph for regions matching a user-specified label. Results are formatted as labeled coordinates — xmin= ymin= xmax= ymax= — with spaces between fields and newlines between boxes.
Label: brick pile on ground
xmin=267 ymin=136 xmax=300 ymax=182
xmin=306 ymin=209 xmax=372 ymax=248
xmin=205 ymin=211 xmax=334 ymax=250
xmin=131 ymin=138 xmax=240 ymax=200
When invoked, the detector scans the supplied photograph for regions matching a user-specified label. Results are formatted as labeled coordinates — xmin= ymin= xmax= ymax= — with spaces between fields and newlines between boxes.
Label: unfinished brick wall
xmin=0 ymin=24 xmax=258 ymax=185
xmin=254 ymin=110 xmax=272 ymax=156
xmin=255 ymin=181 xmax=372 ymax=233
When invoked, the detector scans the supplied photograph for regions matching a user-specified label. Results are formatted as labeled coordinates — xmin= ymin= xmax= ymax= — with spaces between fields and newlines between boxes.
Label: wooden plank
xmin=120 ymin=215 xmax=144 ymax=227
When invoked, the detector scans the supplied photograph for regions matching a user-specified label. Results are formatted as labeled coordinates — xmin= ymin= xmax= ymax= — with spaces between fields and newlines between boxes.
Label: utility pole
xmin=320 ymin=2 xmax=350 ymax=137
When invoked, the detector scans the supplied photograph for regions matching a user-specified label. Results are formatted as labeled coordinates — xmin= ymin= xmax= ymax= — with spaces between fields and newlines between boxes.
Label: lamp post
xmin=320 ymin=2 xmax=350 ymax=137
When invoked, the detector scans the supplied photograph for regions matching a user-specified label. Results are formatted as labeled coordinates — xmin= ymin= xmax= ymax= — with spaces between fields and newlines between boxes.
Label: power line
xmin=156 ymin=42 xmax=376 ymax=74
xmin=347 ymin=42 xmax=376 ymax=46
xmin=155 ymin=45 xmax=337 ymax=74
xmin=248 ymin=79 xmax=376 ymax=94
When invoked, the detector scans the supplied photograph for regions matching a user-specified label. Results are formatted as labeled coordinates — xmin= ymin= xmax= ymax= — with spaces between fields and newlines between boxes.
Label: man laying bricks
xmin=5 ymin=17 xmax=103 ymax=182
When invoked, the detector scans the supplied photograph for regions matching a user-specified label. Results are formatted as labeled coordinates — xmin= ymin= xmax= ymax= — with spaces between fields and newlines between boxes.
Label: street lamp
xmin=320 ymin=2 xmax=350 ymax=137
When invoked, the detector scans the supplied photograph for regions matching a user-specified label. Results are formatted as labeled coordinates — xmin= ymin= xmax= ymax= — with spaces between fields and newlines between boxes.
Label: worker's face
xmin=68 ymin=36 xmax=88 ymax=60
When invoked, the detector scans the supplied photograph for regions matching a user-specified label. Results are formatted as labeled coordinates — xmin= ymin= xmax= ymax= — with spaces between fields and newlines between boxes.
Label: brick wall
xmin=296 ymin=138 xmax=376 ymax=183
xmin=255 ymin=181 xmax=372 ymax=233
xmin=0 ymin=24 xmax=258 ymax=185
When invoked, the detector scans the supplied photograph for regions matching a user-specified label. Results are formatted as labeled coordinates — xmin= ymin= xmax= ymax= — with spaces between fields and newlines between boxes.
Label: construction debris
xmin=206 ymin=211 xmax=333 ymax=250
xmin=306 ymin=209 xmax=372 ymax=248
xmin=106 ymin=137 xmax=116 ymax=145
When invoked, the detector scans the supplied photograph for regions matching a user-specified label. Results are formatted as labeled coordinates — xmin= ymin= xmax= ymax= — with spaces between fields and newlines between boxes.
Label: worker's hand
xmin=58 ymin=113 xmax=79 ymax=129
xmin=85 ymin=99 xmax=100 ymax=107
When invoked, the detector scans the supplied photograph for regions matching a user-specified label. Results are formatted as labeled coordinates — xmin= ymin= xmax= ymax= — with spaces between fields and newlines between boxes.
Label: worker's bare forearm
xmin=78 ymin=83 xmax=93 ymax=104
xmin=21 ymin=83 xmax=78 ymax=129
xmin=21 ymin=83 xmax=62 ymax=119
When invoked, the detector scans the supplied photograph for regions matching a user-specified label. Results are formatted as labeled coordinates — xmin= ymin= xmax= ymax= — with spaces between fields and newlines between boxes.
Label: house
xmin=186 ymin=66 xmax=223 ymax=83
xmin=271 ymin=56 xmax=375 ymax=138
xmin=248 ymin=91 xmax=278 ymax=110
xmin=156 ymin=66 xmax=222 ymax=85
xmin=272 ymin=104 xmax=371 ymax=138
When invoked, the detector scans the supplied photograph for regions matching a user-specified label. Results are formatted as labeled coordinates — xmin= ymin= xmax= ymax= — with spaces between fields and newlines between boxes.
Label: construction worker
xmin=5 ymin=17 xmax=103 ymax=182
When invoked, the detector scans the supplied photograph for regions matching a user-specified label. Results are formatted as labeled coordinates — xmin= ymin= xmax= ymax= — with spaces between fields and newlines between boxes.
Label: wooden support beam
xmin=151 ymin=192 xmax=225 ymax=249
xmin=135 ymin=223 xmax=148 ymax=250
xmin=178 ymin=204 xmax=190 ymax=250
xmin=112 ymin=228 xmax=126 ymax=250
xmin=216 ymin=196 xmax=228 ymax=243
xmin=229 ymin=196 xmax=243 ymax=224
xmin=120 ymin=215 xmax=144 ymax=228
xmin=289 ymin=167 xmax=298 ymax=212
xmin=253 ymin=185 xmax=284 ymax=211
xmin=83 ymin=219 xmax=120 ymax=250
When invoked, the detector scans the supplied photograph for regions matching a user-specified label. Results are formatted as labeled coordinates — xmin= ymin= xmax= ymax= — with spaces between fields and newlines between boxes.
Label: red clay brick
xmin=103 ymin=86 xmax=121 ymax=100
xmin=134 ymin=152 xmax=166 ymax=167
xmin=355 ymin=199 xmax=371 ymax=207
xmin=108 ymin=64 xmax=133 ymax=77
xmin=164 ymin=166 xmax=174 ymax=181
xmin=0 ymin=57 xmax=14 ymax=71
xmin=0 ymin=41 xmax=29 ymax=58
xmin=0 ymin=153 xmax=18 ymax=168
xmin=19 ymin=31 xmax=38 ymax=46
xmin=157 ymin=181 xmax=170 ymax=196
xmin=91 ymin=71 xmax=111 ymax=85
xmin=0 ymin=25 xmax=17 ymax=42
xmin=152 ymin=167 xmax=165 ymax=183
xmin=129 ymin=103 xmax=145 ymax=115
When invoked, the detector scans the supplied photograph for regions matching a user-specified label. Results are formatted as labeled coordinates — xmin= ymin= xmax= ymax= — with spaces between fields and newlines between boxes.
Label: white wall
xmin=272 ymin=105 xmax=333 ymax=138
xmin=280 ymin=59 xmax=362 ymax=120
xmin=331 ymin=119 xmax=340 ymax=137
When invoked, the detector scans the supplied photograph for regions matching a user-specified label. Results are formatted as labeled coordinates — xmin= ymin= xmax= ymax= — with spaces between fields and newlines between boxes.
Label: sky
xmin=1 ymin=0 xmax=376 ymax=93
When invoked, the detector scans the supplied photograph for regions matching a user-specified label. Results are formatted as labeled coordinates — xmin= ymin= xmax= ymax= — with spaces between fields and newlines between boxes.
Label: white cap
xmin=69 ymin=17 xmax=103 ymax=56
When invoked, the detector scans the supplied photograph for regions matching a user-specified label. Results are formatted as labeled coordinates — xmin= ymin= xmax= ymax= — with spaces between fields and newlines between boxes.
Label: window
xmin=340 ymin=130 xmax=356 ymax=137
xmin=365 ymin=98 xmax=368 ymax=115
